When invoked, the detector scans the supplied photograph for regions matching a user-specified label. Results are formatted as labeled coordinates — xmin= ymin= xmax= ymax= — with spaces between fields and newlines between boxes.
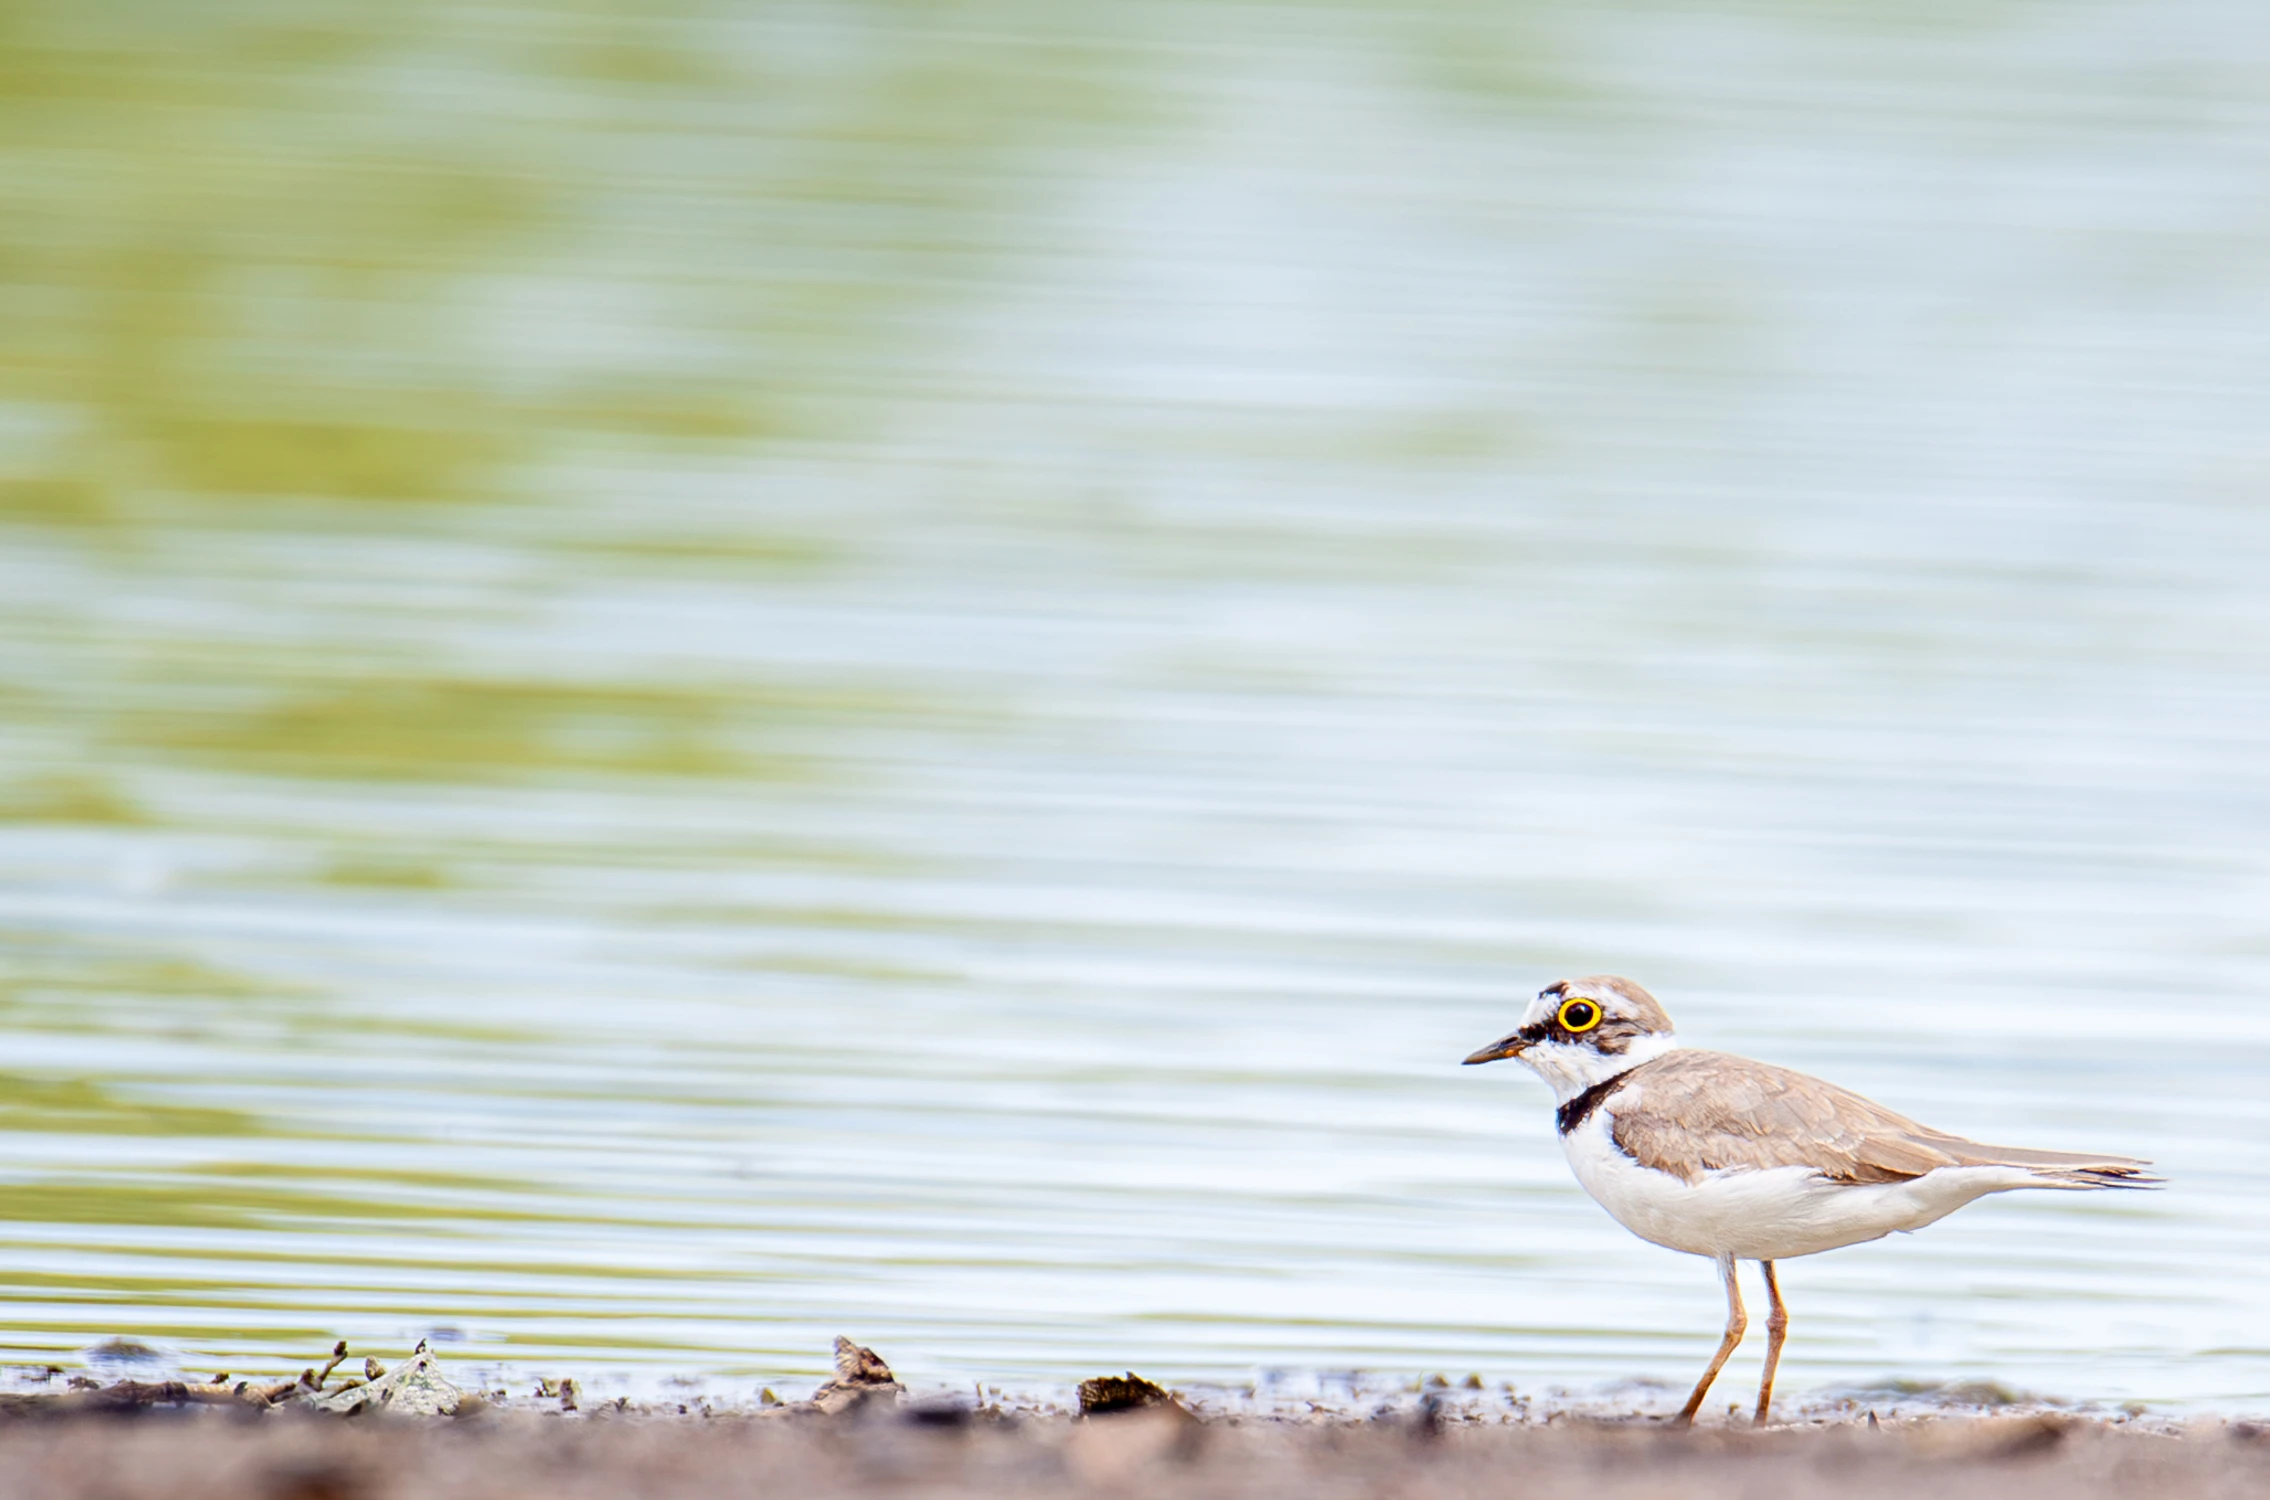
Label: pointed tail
xmin=1923 ymin=1135 xmax=2163 ymax=1190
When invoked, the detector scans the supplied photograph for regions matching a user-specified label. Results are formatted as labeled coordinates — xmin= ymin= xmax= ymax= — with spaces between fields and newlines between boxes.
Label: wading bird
xmin=1463 ymin=976 xmax=2157 ymax=1426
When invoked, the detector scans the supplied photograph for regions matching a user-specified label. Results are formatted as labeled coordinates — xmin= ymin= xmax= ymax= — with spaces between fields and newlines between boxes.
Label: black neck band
xmin=1556 ymin=1068 xmax=1638 ymax=1136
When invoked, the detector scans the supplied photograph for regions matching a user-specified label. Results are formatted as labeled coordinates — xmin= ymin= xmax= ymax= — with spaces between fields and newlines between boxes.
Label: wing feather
xmin=1606 ymin=1051 xmax=2155 ymax=1187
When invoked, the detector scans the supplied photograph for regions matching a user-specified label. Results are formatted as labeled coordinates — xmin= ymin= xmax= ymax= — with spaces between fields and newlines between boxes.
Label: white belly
xmin=1561 ymin=1111 xmax=2040 ymax=1262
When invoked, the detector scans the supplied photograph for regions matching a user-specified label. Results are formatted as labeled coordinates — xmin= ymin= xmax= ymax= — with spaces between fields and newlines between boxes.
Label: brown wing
xmin=1607 ymin=1051 xmax=2156 ymax=1187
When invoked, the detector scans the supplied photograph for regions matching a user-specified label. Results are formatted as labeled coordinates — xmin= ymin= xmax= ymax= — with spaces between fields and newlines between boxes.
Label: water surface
xmin=2 ymin=0 xmax=2268 ymax=1410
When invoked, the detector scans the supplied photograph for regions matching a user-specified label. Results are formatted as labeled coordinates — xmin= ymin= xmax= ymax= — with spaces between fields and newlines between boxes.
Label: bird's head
xmin=1462 ymin=975 xmax=1678 ymax=1101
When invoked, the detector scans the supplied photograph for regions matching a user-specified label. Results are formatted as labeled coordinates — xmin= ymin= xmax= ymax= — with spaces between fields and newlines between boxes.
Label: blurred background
xmin=1 ymin=0 xmax=2266 ymax=1411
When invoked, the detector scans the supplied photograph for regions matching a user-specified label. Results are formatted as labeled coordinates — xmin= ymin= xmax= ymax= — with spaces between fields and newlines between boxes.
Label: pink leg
xmin=1675 ymin=1254 xmax=1746 ymax=1426
xmin=1754 ymin=1261 xmax=1788 ymax=1426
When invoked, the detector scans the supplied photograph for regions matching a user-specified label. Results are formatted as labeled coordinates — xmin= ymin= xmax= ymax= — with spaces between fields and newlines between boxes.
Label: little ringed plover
xmin=1463 ymin=975 xmax=2158 ymax=1426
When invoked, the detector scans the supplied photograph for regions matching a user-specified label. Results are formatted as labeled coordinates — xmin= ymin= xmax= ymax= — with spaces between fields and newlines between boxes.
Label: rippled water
xmin=3 ymin=0 xmax=2268 ymax=1412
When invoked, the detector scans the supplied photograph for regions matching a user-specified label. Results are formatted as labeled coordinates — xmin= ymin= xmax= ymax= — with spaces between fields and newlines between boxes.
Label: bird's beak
xmin=1463 ymin=1028 xmax=1535 ymax=1066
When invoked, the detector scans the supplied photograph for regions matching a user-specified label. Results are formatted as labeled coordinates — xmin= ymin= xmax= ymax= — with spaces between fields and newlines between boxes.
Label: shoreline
xmin=5 ymin=1338 xmax=2262 ymax=1498
xmin=10 ymin=1334 xmax=2243 ymax=1430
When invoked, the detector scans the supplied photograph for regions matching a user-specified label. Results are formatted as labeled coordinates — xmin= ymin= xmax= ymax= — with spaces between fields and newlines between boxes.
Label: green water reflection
xmin=1 ymin=0 xmax=1128 ymax=525
xmin=0 ymin=1076 xmax=260 ymax=1139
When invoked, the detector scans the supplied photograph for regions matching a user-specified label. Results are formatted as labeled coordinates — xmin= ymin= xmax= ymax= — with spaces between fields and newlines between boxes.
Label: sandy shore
xmin=1 ymin=1402 xmax=2264 ymax=1500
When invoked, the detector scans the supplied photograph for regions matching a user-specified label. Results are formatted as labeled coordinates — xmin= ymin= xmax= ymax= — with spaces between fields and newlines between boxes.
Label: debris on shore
xmin=0 ymin=1333 xmax=2200 ymax=1441
xmin=0 ymin=1338 xmax=466 ymax=1420
xmin=309 ymin=1343 xmax=466 ymax=1418
xmin=804 ymin=1338 xmax=904 ymax=1417
xmin=1076 ymin=1373 xmax=1179 ymax=1416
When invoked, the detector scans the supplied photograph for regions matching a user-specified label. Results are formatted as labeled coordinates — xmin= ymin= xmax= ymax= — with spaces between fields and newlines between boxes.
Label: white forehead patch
xmin=1525 ymin=983 xmax=1604 ymax=1026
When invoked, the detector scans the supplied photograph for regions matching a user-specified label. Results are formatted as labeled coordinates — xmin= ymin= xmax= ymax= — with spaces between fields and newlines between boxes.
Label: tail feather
xmin=2030 ymin=1164 xmax=2162 ymax=1190
xmin=1921 ymin=1134 xmax=2163 ymax=1190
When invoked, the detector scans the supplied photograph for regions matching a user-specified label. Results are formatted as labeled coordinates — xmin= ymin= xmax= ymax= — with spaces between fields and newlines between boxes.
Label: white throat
xmin=1517 ymin=1033 xmax=1680 ymax=1105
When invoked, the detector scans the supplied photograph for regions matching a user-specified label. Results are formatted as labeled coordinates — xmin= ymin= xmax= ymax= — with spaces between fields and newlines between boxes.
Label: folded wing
xmin=1608 ymin=1050 xmax=2160 ymax=1189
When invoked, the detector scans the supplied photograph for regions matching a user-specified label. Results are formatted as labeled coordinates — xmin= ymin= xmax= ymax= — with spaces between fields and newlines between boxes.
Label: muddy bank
xmin=7 ymin=1338 xmax=2257 ymax=1498
xmin=0 ymin=1405 xmax=2265 ymax=1500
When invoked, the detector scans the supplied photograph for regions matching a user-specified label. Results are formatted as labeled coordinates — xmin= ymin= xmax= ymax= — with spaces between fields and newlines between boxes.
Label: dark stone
xmin=1077 ymin=1374 xmax=1175 ymax=1416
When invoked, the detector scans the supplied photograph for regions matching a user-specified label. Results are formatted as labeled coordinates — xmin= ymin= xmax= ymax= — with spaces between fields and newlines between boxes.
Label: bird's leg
xmin=1753 ymin=1260 xmax=1788 ymax=1427
xmin=1675 ymin=1252 xmax=1746 ymax=1426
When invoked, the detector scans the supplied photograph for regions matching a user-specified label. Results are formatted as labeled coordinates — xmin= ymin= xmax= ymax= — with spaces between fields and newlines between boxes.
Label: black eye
xmin=1557 ymin=998 xmax=1602 ymax=1033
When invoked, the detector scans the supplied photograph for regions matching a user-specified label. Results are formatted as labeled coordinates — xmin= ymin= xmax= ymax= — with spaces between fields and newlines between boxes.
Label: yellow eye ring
xmin=1557 ymin=997 xmax=1602 ymax=1033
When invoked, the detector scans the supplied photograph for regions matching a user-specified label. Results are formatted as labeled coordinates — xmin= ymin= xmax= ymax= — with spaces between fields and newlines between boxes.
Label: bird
xmin=1462 ymin=975 xmax=2158 ymax=1427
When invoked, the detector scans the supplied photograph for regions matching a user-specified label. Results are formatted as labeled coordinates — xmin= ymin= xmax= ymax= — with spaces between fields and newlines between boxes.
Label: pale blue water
xmin=0 ymin=0 xmax=2266 ymax=1412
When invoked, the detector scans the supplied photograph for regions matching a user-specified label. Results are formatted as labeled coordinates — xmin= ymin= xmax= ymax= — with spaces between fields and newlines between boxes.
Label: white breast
xmin=1560 ymin=1108 xmax=2042 ymax=1262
